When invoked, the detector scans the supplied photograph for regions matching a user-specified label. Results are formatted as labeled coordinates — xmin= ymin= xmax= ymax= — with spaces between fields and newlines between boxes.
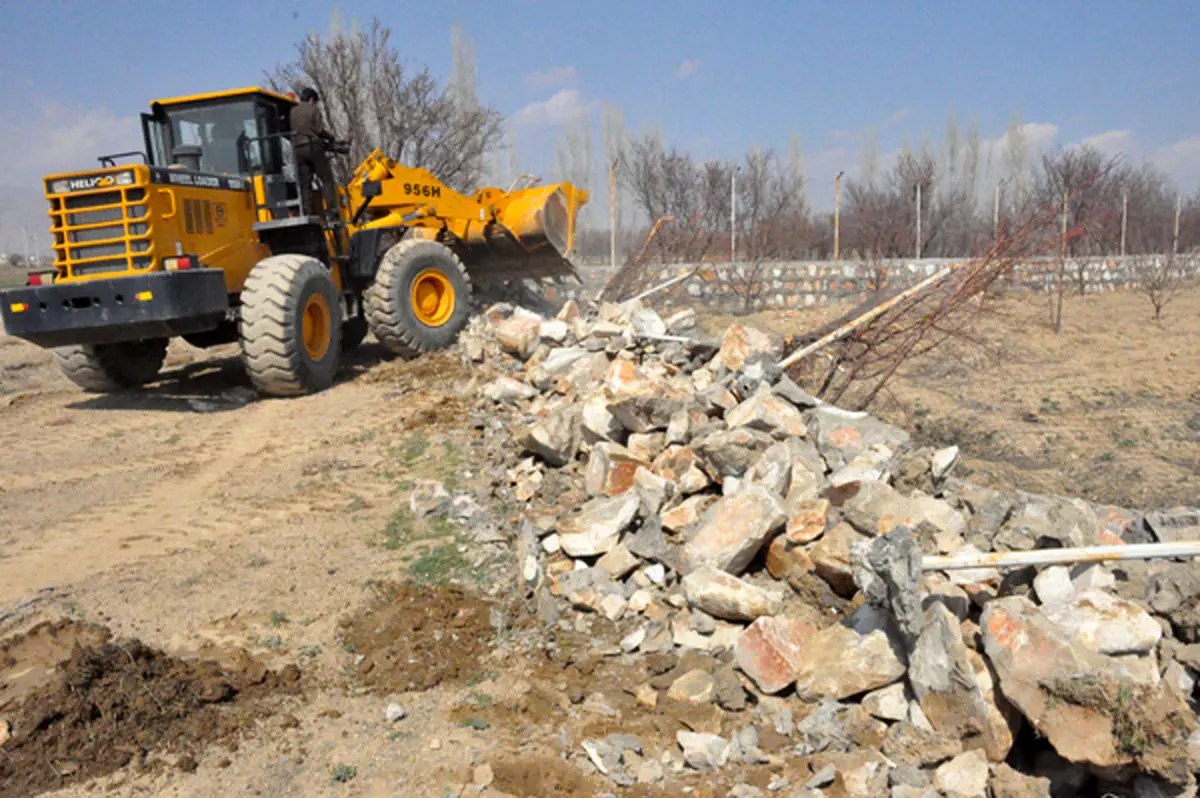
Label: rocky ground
xmin=0 ymin=288 xmax=1198 ymax=797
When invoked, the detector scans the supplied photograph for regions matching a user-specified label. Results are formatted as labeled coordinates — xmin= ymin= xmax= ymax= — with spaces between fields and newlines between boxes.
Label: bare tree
xmin=266 ymin=15 xmax=503 ymax=191
xmin=1134 ymin=254 xmax=1189 ymax=321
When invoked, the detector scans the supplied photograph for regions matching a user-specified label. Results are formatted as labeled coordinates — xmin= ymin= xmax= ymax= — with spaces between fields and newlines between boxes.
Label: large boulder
xmin=715 ymin=324 xmax=778 ymax=372
xmin=809 ymin=406 xmax=909 ymax=472
xmin=681 ymin=485 xmax=786 ymax=575
xmin=981 ymin=597 xmax=1197 ymax=777
xmin=1043 ymin=589 xmax=1163 ymax=655
xmin=725 ymin=389 xmax=808 ymax=439
xmin=792 ymin=623 xmax=907 ymax=701
xmin=682 ymin=566 xmax=784 ymax=622
xmin=557 ymin=493 xmax=641 ymax=557
xmin=584 ymin=442 xmax=650 ymax=497
xmin=733 ymin=616 xmax=814 ymax=694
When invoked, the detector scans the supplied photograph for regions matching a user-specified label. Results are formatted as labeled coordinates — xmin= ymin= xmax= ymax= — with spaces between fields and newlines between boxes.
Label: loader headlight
xmin=49 ymin=179 xmax=71 ymax=194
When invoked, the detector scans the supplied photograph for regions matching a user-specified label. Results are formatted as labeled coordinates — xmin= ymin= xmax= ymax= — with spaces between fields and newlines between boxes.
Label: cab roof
xmin=150 ymin=86 xmax=297 ymax=109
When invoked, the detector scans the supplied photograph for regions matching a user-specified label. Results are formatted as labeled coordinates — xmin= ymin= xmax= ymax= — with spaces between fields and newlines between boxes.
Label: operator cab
xmin=141 ymin=88 xmax=317 ymax=221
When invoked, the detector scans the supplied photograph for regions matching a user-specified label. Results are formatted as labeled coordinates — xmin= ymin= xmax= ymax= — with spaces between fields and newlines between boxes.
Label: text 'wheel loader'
xmin=0 ymin=87 xmax=588 ymax=396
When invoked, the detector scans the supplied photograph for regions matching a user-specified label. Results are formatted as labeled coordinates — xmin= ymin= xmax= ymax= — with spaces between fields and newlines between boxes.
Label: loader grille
xmin=49 ymin=187 xmax=153 ymax=279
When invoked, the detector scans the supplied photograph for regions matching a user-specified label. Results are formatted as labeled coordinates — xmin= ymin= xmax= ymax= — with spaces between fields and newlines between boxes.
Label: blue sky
xmin=0 ymin=0 xmax=1198 ymax=215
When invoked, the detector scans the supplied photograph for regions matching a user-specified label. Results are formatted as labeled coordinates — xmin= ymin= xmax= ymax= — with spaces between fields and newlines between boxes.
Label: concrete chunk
xmin=682 ymin=485 xmax=786 ymax=575
xmin=557 ymin=493 xmax=640 ymax=557
xmin=682 ymin=566 xmax=784 ymax=622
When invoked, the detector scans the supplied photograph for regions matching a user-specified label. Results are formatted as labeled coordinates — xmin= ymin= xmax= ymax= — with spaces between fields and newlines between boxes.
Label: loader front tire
xmin=366 ymin=239 xmax=472 ymax=357
xmin=55 ymin=339 xmax=168 ymax=392
xmin=240 ymin=254 xmax=341 ymax=396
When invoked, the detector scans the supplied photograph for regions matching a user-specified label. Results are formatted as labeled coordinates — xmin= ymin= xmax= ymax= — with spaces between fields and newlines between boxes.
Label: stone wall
xmin=549 ymin=256 xmax=1195 ymax=312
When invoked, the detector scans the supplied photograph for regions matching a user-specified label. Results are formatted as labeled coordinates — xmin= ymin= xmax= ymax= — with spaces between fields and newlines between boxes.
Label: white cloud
xmin=883 ymin=108 xmax=911 ymax=127
xmin=0 ymin=103 xmax=141 ymax=188
xmin=1081 ymin=129 xmax=1134 ymax=157
xmin=509 ymin=89 xmax=597 ymax=130
xmin=674 ymin=59 xmax=701 ymax=79
xmin=523 ymin=65 xmax=578 ymax=91
xmin=1150 ymin=136 xmax=1200 ymax=190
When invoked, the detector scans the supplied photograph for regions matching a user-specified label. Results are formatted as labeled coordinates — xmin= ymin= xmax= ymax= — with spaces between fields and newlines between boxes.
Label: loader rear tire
xmin=55 ymin=339 xmax=169 ymax=392
xmin=239 ymin=254 xmax=341 ymax=396
xmin=366 ymin=239 xmax=472 ymax=357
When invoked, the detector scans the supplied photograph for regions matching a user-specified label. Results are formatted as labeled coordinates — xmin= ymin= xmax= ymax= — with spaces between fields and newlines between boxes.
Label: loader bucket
xmin=458 ymin=184 xmax=588 ymax=283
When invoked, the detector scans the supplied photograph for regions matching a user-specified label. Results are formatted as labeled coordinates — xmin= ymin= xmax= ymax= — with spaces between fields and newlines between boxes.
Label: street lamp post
xmin=731 ymin=167 xmax=739 ymax=265
xmin=915 ymin=180 xmax=923 ymax=260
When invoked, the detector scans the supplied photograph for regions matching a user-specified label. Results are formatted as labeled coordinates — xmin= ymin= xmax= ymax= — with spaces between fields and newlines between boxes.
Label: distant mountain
xmin=0 ymin=186 xmax=52 ymax=262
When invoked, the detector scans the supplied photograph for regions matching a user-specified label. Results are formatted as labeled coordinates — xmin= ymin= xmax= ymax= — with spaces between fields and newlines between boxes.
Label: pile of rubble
xmin=432 ymin=297 xmax=1200 ymax=797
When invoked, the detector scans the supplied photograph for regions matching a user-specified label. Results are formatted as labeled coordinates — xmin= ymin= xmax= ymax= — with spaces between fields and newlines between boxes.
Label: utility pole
xmin=730 ymin=167 xmax=738 ymax=265
xmin=1173 ymin=191 xmax=1182 ymax=256
xmin=609 ymin=156 xmax=619 ymax=272
xmin=915 ymin=181 xmax=923 ymax=260
xmin=834 ymin=171 xmax=844 ymax=262
xmin=1120 ymin=190 xmax=1128 ymax=257
xmin=22 ymin=224 xmax=30 ymax=267
xmin=992 ymin=178 xmax=1009 ymax=241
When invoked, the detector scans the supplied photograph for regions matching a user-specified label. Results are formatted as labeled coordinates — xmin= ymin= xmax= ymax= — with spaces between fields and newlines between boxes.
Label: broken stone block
xmin=908 ymin=603 xmax=998 ymax=756
xmin=682 ymin=485 xmax=786 ymax=575
xmin=995 ymin=495 xmax=1103 ymax=551
xmin=725 ymin=389 xmax=808 ymax=439
xmin=766 ymin=531 xmax=816 ymax=581
xmin=932 ymin=749 xmax=988 ymax=798
xmin=629 ymin=306 xmax=667 ymax=337
xmin=584 ymin=442 xmax=649 ymax=497
xmin=694 ymin=427 xmax=776 ymax=478
xmin=557 ymin=493 xmax=641 ymax=557
xmin=626 ymin=432 xmax=666 ymax=462
xmin=682 ymin=566 xmax=784 ymax=622
xmin=1033 ymin=565 xmax=1076 ymax=606
xmin=1148 ymin=562 xmax=1200 ymax=643
xmin=665 ymin=308 xmax=697 ymax=334
xmin=599 ymin=593 xmax=628 ymax=621
xmin=661 ymin=494 xmax=716 ymax=534
xmin=989 ymin=763 xmax=1052 ymax=798
xmin=676 ymin=731 xmax=731 ymax=771
xmin=632 ymin=466 xmax=672 ymax=515
xmin=792 ymin=623 xmax=907 ymax=701
xmin=481 ymin=376 xmax=537 ymax=403
xmin=881 ymin=722 xmax=963 ymax=768
xmin=838 ymin=480 xmax=917 ymax=536
xmin=809 ymin=750 xmax=890 ymax=797
xmin=581 ymin=394 xmax=625 ymax=444
xmin=810 ymin=406 xmax=910 ymax=472
xmin=668 ymin=669 xmax=715 ymax=704
xmin=785 ymin=462 xmax=822 ymax=507
xmin=742 ymin=441 xmax=793 ymax=496
xmin=931 ymin=446 xmax=959 ymax=480
xmin=494 ymin=315 xmax=541 ymax=359
xmin=597 ymin=543 xmax=641 ymax=580
xmin=1145 ymin=507 xmax=1200 ymax=543
xmin=982 ymin=596 xmax=1197 ymax=772
xmin=1163 ymin=660 xmax=1196 ymax=698
xmin=1069 ymin=563 xmax=1115 ymax=591
xmin=811 ymin=522 xmax=870 ymax=597
xmin=828 ymin=443 xmax=893 ymax=488
xmin=862 ymin=682 xmax=911 ymax=722
xmin=772 ymin=375 xmax=820 ymax=408
xmin=733 ymin=616 xmax=814 ymax=694
xmin=787 ymin=498 xmax=831 ymax=544
xmin=409 ymin=480 xmax=451 ymax=517
xmin=654 ymin=446 xmax=712 ymax=495
xmin=715 ymin=323 xmax=778 ymax=372
xmin=1042 ymin=589 xmax=1163 ymax=655
xmin=517 ymin=406 xmax=580 ymax=467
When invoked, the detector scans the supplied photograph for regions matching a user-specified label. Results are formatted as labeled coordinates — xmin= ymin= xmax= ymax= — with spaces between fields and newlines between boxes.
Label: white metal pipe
xmin=922 ymin=541 xmax=1200 ymax=572
xmin=626 ymin=268 xmax=698 ymax=304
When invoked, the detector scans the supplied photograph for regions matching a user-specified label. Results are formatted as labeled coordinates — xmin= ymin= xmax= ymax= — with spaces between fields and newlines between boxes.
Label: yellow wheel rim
xmin=301 ymin=293 xmax=332 ymax=360
xmin=410 ymin=268 xmax=455 ymax=327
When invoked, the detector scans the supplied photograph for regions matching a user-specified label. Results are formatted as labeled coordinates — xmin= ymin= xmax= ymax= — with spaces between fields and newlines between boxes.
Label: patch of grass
xmin=382 ymin=507 xmax=415 ymax=550
xmin=267 ymin=611 xmax=289 ymax=628
xmin=298 ymin=644 xmax=322 ymax=658
xmin=1098 ymin=451 xmax=1115 ymax=463
xmin=345 ymin=495 xmax=366 ymax=513
xmin=467 ymin=670 xmax=499 ymax=687
xmin=163 ymin=433 xmax=181 ymax=446
xmin=255 ymin=634 xmax=283 ymax=650
xmin=459 ymin=717 xmax=489 ymax=731
xmin=1111 ymin=430 xmax=1138 ymax=449
xmin=395 ymin=432 xmax=430 ymax=463
xmin=1187 ymin=416 xmax=1200 ymax=433
xmin=330 ymin=763 xmax=357 ymax=783
xmin=469 ymin=691 xmax=495 ymax=707
xmin=408 ymin=542 xmax=470 ymax=585
xmin=246 ymin=555 xmax=270 ymax=568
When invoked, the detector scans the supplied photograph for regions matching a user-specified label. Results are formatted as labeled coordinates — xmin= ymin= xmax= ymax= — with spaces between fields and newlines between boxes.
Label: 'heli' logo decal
xmin=66 ymin=175 xmax=115 ymax=191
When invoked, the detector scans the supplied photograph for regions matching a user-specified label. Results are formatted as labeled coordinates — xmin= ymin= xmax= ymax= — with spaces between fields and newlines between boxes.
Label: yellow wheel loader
xmin=0 ymin=87 xmax=587 ymax=396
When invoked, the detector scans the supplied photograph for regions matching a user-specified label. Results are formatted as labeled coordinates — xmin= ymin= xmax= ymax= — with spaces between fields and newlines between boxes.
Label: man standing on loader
xmin=290 ymin=87 xmax=338 ymax=217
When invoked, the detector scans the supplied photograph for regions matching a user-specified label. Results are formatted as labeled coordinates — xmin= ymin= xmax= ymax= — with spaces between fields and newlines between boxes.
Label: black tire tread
xmin=240 ymin=254 xmax=340 ymax=396
xmin=55 ymin=339 xmax=169 ymax=392
xmin=365 ymin=238 xmax=472 ymax=357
